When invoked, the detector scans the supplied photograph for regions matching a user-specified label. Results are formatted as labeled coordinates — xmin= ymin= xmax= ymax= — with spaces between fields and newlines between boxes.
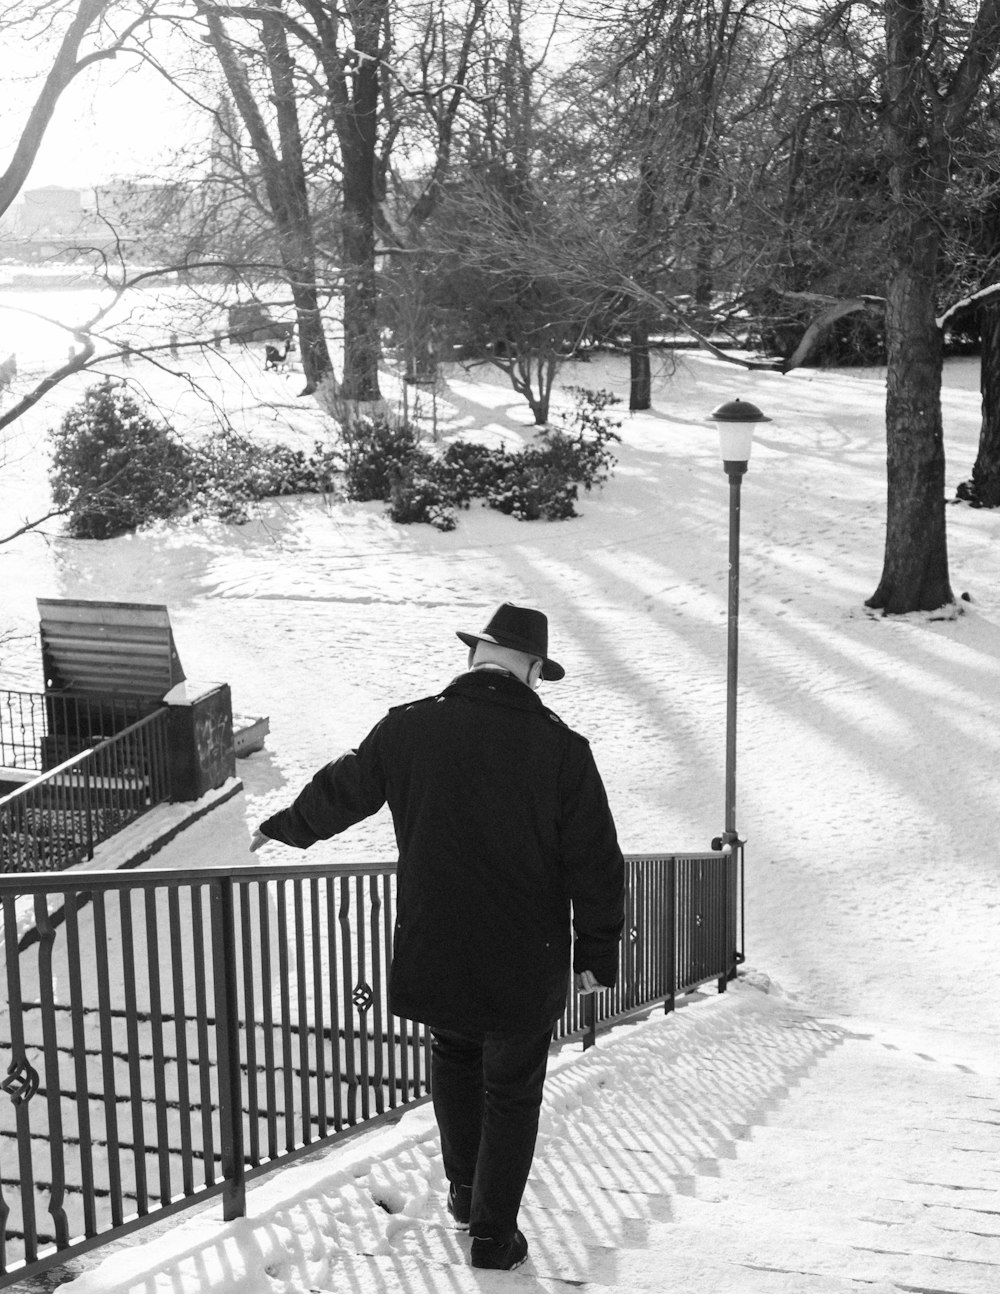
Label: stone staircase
xmin=246 ymin=985 xmax=999 ymax=1294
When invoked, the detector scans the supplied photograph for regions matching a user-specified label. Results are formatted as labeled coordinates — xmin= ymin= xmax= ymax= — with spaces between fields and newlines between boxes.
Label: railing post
xmin=211 ymin=877 xmax=245 ymax=1220
xmin=582 ymin=990 xmax=597 ymax=1050
xmin=665 ymin=855 xmax=676 ymax=1015
xmin=84 ymin=762 xmax=95 ymax=862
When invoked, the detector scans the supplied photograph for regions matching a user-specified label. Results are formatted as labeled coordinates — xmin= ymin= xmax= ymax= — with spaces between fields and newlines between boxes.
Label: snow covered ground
xmin=1 ymin=340 xmax=997 ymax=1291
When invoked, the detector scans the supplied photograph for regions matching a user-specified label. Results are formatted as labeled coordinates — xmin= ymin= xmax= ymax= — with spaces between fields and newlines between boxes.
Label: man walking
xmin=250 ymin=602 xmax=624 ymax=1271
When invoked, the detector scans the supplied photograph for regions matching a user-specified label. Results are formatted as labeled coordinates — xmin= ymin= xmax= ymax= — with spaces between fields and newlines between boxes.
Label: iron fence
xmin=0 ymin=849 xmax=740 ymax=1285
xmin=0 ymin=711 xmax=172 ymax=873
xmin=0 ymin=692 xmax=147 ymax=774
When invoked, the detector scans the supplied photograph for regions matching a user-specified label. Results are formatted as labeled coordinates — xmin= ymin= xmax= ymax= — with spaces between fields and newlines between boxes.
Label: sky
xmin=0 ymin=21 xmax=204 ymax=192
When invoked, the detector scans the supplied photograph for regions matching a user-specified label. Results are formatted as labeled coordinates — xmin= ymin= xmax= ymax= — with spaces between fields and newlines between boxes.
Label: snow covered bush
xmin=334 ymin=388 xmax=621 ymax=529
xmin=339 ymin=415 xmax=424 ymax=503
xmin=49 ymin=380 xmax=193 ymax=539
xmin=388 ymin=460 xmax=457 ymax=531
xmin=449 ymin=387 xmax=622 ymax=522
xmin=186 ymin=433 xmax=341 ymax=524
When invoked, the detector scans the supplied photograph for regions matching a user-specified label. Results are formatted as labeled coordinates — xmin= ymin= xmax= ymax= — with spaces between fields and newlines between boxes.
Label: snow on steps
xmin=275 ymin=986 xmax=997 ymax=1294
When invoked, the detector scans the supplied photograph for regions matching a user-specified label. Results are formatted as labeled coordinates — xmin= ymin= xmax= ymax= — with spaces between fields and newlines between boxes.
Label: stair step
xmin=632 ymin=1219 xmax=1000 ymax=1294
xmin=326 ymin=1221 xmax=909 ymax=1293
xmin=669 ymin=1193 xmax=1000 ymax=1264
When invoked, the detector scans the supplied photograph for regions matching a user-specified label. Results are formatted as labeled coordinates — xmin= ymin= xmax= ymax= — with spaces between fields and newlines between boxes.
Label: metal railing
xmin=0 ymin=711 xmax=172 ymax=873
xmin=0 ymin=849 xmax=740 ymax=1285
xmin=0 ymin=691 xmax=147 ymax=773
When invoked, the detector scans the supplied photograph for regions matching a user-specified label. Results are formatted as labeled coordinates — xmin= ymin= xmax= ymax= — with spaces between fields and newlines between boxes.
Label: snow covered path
xmin=57 ymin=983 xmax=997 ymax=1294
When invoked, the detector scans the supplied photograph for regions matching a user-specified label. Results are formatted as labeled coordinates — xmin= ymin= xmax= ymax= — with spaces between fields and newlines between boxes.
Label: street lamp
xmin=708 ymin=397 xmax=770 ymax=852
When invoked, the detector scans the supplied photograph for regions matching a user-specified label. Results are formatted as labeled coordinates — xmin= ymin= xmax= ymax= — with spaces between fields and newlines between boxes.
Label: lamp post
xmin=709 ymin=398 xmax=770 ymax=852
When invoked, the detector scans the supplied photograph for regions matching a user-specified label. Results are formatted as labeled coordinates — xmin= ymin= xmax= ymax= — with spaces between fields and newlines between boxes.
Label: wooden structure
xmin=38 ymin=598 xmax=184 ymax=702
xmin=35 ymin=598 xmax=237 ymax=799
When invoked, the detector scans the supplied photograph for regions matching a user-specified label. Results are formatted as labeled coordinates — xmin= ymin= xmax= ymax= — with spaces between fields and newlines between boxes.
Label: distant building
xmin=13 ymin=186 xmax=88 ymax=239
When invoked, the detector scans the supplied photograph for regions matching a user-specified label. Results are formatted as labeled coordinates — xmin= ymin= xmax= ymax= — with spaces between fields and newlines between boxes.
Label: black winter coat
xmin=259 ymin=669 xmax=625 ymax=1033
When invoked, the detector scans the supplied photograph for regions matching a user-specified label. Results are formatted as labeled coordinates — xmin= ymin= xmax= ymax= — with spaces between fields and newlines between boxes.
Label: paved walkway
xmin=51 ymin=982 xmax=997 ymax=1294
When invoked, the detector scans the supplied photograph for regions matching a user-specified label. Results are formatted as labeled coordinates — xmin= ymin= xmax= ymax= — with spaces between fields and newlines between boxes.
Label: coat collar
xmin=442 ymin=669 xmax=546 ymax=714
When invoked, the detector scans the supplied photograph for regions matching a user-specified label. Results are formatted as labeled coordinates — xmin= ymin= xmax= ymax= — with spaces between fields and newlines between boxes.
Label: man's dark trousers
xmin=431 ymin=1026 xmax=552 ymax=1241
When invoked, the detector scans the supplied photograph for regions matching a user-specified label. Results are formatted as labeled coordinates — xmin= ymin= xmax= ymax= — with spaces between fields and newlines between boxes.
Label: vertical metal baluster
xmin=369 ymin=876 xmax=385 ymax=1113
xmin=92 ymin=892 xmax=124 ymax=1226
xmin=80 ymin=761 xmax=92 ymax=864
xmin=239 ymin=883 xmax=260 ymax=1166
xmin=293 ymin=880 xmax=311 ymax=1146
xmin=143 ymin=888 xmax=172 ymax=1206
xmin=35 ymin=892 xmax=69 ymax=1248
xmin=683 ymin=859 xmax=688 ymax=988
xmin=656 ymin=858 xmax=666 ymax=1000
xmin=64 ymin=892 xmax=97 ymax=1236
xmin=276 ymin=880 xmax=295 ymax=1152
xmin=632 ymin=859 xmax=643 ymax=1006
xmin=355 ymin=876 xmax=371 ymax=1120
xmin=643 ymin=857 xmax=653 ymax=1000
xmin=190 ymin=888 xmax=215 ymax=1186
xmin=325 ymin=878 xmax=343 ymax=1131
xmin=167 ymin=887 xmax=194 ymax=1198
xmin=644 ymin=859 xmax=652 ymax=1001
xmin=678 ymin=859 xmax=688 ymax=990
xmin=150 ymin=716 xmax=160 ymax=803
xmin=422 ymin=1021 xmax=432 ymax=1100
xmin=310 ymin=878 xmax=327 ymax=1137
xmin=666 ymin=856 xmax=676 ymax=1014
xmin=388 ymin=874 xmax=412 ymax=1104
xmin=381 ymin=874 xmax=398 ymax=1108
xmin=645 ymin=860 xmax=654 ymax=1000
xmin=210 ymin=877 xmax=245 ymax=1221
xmin=721 ymin=855 xmax=728 ymax=981
xmin=714 ymin=854 xmax=719 ymax=983
xmin=258 ymin=883 xmax=277 ymax=1161
xmin=118 ymin=889 xmax=148 ymax=1216
xmin=3 ymin=893 xmax=39 ymax=1264
xmin=338 ymin=876 xmax=357 ymax=1124
xmin=160 ymin=713 xmax=171 ymax=801
xmin=0 ymin=901 xmax=10 ymax=1269
xmin=111 ymin=737 xmax=121 ymax=832
xmin=50 ymin=770 xmax=61 ymax=870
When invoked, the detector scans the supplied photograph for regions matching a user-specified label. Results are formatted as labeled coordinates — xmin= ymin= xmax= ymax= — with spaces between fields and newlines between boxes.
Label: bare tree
xmin=0 ymin=0 xmax=158 ymax=217
xmin=197 ymin=3 xmax=334 ymax=393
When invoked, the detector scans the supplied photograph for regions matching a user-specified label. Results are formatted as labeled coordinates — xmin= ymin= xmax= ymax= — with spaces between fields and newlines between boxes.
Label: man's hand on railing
xmin=249 ymin=829 xmax=271 ymax=853
xmin=574 ymin=969 xmax=609 ymax=995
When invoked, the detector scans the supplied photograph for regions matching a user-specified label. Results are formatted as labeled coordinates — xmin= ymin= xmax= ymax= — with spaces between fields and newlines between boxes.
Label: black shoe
xmin=470 ymin=1230 xmax=529 ymax=1271
xmin=447 ymin=1182 xmax=472 ymax=1228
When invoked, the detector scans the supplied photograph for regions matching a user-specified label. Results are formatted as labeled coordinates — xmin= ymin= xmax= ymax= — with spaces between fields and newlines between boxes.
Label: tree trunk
xmin=629 ymin=322 xmax=651 ymax=411
xmin=204 ymin=11 xmax=333 ymax=392
xmin=970 ymin=301 xmax=1000 ymax=504
xmin=332 ymin=2 xmax=386 ymax=404
xmin=866 ymin=256 xmax=954 ymax=612
xmin=261 ymin=1 xmax=332 ymax=394
xmin=288 ymin=281 xmax=331 ymax=394
xmin=867 ymin=0 xmax=954 ymax=613
xmin=340 ymin=184 xmax=382 ymax=403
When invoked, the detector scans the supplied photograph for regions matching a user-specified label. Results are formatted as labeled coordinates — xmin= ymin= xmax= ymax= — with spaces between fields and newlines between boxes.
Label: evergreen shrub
xmin=338 ymin=387 xmax=621 ymax=530
xmin=339 ymin=415 xmax=423 ymax=502
xmin=49 ymin=380 xmax=193 ymax=538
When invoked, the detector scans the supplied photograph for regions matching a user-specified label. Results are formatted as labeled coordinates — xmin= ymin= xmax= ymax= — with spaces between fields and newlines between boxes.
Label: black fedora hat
xmin=457 ymin=603 xmax=565 ymax=681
